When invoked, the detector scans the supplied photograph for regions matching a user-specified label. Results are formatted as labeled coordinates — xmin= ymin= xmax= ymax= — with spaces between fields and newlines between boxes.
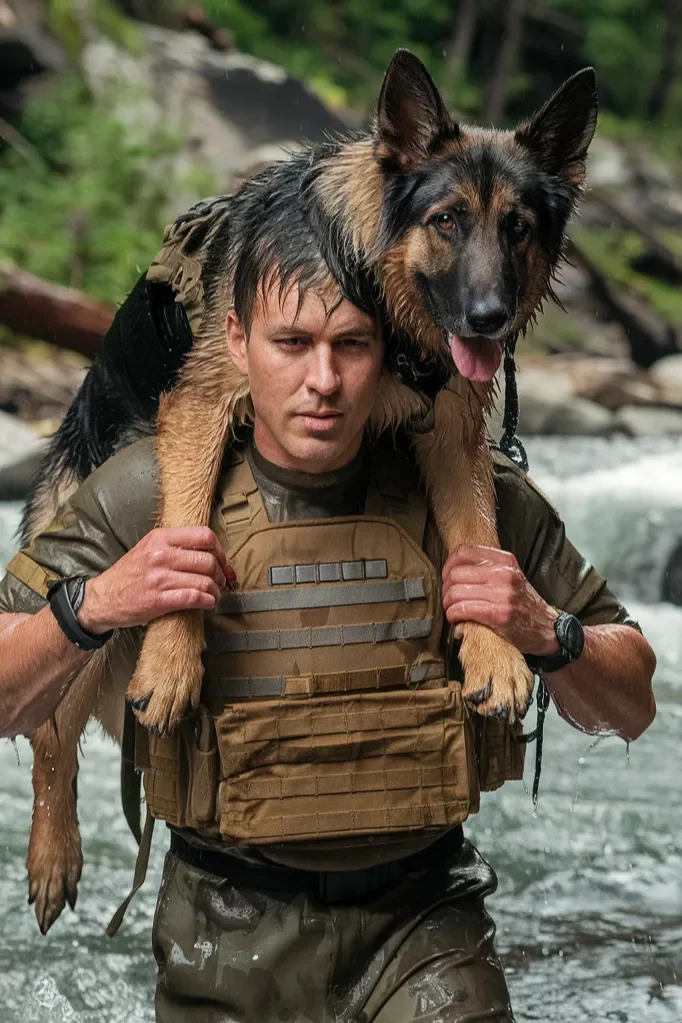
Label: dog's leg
xmin=127 ymin=327 xmax=247 ymax=734
xmin=28 ymin=719 xmax=82 ymax=934
xmin=412 ymin=379 xmax=534 ymax=722
xmin=27 ymin=634 xmax=138 ymax=933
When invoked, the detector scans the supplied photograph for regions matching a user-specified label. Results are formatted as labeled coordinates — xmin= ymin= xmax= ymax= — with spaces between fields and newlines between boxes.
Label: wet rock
xmin=580 ymin=370 xmax=664 ymax=409
xmin=543 ymin=396 xmax=618 ymax=436
xmin=586 ymin=137 xmax=633 ymax=190
xmin=614 ymin=404 xmax=682 ymax=436
xmin=0 ymin=410 xmax=46 ymax=500
xmin=649 ymin=352 xmax=682 ymax=390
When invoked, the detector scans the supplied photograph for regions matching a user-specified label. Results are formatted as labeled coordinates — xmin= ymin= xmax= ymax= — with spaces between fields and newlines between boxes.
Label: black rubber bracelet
xmin=47 ymin=577 xmax=113 ymax=651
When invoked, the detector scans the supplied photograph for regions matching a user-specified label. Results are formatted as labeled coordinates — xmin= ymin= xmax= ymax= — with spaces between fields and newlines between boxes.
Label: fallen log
xmin=0 ymin=267 xmax=114 ymax=358
xmin=566 ymin=238 xmax=680 ymax=369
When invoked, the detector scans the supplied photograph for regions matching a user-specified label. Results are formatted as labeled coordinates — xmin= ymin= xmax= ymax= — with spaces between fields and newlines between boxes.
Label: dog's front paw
xmin=27 ymin=798 xmax=82 ymax=935
xmin=127 ymin=611 xmax=204 ymax=734
xmin=457 ymin=622 xmax=534 ymax=723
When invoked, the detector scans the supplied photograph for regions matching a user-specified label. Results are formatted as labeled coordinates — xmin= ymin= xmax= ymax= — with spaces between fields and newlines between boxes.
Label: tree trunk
xmin=646 ymin=0 xmax=682 ymax=122
xmin=444 ymin=0 xmax=478 ymax=99
xmin=485 ymin=0 xmax=528 ymax=125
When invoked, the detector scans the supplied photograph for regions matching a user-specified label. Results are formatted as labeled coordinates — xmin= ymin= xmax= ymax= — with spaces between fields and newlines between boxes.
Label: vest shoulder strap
xmin=216 ymin=439 xmax=428 ymax=549
xmin=215 ymin=445 xmax=268 ymax=550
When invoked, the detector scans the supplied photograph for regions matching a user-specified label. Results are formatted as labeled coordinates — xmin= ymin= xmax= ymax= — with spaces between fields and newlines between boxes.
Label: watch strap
xmin=526 ymin=610 xmax=584 ymax=674
xmin=48 ymin=577 xmax=113 ymax=651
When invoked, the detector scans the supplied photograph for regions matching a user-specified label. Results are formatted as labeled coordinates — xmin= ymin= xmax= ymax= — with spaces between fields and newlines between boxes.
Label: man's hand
xmin=442 ymin=545 xmax=559 ymax=656
xmin=78 ymin=527 xmax=235 ymax=634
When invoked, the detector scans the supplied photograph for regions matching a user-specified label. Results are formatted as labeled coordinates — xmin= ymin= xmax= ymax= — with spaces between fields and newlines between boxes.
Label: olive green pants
xmin=152 ymin=839 xmax=515 ymax=1022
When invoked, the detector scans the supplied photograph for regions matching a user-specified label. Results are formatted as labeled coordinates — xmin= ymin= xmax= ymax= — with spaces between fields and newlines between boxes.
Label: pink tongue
xmin=448 ymin=333 xmax=503 ymax=382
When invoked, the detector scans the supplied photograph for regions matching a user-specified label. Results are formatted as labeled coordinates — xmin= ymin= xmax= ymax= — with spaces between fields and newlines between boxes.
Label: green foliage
xmin=0 ymin=77 xmax=215 ymax=307
xmin=205 ymin=0 xmax=682 ymax=138
xmin=48 ymin=0 xmax=143 ymax=61
xmin=574 ymin=227 xmax=682 ymax=327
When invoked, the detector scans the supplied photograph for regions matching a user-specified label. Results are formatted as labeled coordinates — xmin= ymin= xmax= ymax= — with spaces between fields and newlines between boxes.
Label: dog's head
xmin=373 ymin=51 xmax=598 ymax=381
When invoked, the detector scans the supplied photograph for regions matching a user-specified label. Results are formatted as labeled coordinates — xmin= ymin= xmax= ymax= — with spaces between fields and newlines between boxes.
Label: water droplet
xmin=252 ymin=954 xmax=259 ymax=961
xmin=39 ymin=801 xmax=44 ymax=807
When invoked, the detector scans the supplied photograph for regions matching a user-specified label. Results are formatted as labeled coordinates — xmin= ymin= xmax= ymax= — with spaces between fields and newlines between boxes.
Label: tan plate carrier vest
xmin=137 ymin=445 xmax=525 ymax=846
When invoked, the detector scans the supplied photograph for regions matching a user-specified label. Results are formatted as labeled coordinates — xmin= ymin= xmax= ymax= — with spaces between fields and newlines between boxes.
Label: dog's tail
xmin=20 ymin=275 xmax=194 ymax=545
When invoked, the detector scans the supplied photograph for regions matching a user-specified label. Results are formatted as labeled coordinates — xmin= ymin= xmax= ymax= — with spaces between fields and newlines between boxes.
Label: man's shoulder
xmin=490 ymin=446 xmax=561 ymax=528
xmin=88 ymin=435 xmax=158 ymax=489
xmin=87 ymin=434 xmax=159 ymax=523
xmin=60 ymin=436 xmax=160 ymax=547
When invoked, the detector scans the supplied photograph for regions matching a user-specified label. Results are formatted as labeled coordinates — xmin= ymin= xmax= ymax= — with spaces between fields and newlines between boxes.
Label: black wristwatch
xmin=526 ymin=610 xmax=584 ymax=674
xmin=47 ymin=576 xmax=113 ymax=651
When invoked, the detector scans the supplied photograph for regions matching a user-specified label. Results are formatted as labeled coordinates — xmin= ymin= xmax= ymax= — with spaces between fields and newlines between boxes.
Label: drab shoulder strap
xmin=217 ymin=440 xmax=428 ymax=549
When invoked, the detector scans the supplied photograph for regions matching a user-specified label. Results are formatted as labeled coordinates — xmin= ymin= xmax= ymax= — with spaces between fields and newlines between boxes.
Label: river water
xmin=0 ymin=437 xmax=680 ymax=1022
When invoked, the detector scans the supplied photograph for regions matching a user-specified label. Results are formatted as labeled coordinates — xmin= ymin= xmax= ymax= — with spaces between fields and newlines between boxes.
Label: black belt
xmin=169 ymin=826 xmax=464 ymax=903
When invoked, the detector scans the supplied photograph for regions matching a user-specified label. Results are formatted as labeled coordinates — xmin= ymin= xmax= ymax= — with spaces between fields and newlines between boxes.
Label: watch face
xmin=557 ymin=613 xmax=584 ymax=660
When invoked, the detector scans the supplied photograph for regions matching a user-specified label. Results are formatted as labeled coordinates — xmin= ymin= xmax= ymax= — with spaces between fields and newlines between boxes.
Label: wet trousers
xmin=152 ymin=837 xmax=515 ymax=1022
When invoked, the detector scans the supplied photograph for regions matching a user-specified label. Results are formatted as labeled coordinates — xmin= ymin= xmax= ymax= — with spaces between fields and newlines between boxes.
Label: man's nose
xmin=306 ymin=345 xmax=341 ymax=395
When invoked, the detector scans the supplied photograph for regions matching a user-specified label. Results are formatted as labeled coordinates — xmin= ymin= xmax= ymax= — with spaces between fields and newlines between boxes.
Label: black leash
xmin=499 ymin=337 xmax=529 ymax=473
xmin=499 ymin=335 xmax=548 ymax=807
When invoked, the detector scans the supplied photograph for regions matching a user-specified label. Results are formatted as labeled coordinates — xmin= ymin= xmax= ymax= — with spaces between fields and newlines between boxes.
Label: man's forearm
xmin=544 ymin=624 xmax=656 ymax=742
xmin=0 ymin=608 xmax=90 ymax=738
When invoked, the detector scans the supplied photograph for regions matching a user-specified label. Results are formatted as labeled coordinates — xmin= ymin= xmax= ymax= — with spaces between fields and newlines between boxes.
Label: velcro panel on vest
xmin=203 ymin=516 xmax=443 ymax=694
xmin=214 ymin=684 xmax=479 ymax=843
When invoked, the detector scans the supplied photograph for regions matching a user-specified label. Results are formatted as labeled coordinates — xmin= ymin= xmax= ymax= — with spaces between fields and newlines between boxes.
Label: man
xmin=0 ymin=253 xmax=656 ymax=1020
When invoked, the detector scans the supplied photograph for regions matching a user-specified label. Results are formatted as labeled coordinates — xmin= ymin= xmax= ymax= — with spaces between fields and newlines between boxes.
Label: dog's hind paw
xmin=27 ymin=816 xmax=82 ymax=935
xmin=457 ymin=622 xmax=534 ymax=723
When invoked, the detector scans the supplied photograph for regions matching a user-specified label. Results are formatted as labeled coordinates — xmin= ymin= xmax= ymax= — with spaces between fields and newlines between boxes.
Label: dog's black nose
xmin=466 ymin=300 xmax=510 ymax=337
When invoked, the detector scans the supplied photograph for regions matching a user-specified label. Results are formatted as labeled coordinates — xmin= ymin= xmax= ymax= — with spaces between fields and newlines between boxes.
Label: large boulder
xmin=649 ymin=352 xmax=682 ymax=391
xmin=614 ymin=404 xmax=682 ymax=436
xmin=0 ymin=0 xmax=66 ymax=119
xmin=82 ymin=25 xmax=348 ymax=192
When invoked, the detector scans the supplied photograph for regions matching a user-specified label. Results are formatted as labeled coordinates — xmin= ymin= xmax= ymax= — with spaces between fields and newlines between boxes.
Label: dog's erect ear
xmin=376 ymin=50 xmax=456 ymax=172
xmin=515 ymin=68 xmax=598 ymax=186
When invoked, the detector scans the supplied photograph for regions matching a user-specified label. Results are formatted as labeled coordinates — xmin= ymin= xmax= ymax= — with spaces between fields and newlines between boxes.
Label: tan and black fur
xmin=24 ymin=50 xmax=597 ymax=932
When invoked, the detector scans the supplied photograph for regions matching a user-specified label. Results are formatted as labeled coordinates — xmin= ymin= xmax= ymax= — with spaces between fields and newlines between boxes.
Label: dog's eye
xmin=509 ymin=217 xmax=530 ymax=240
xmin=434 ymin=213 xmax=455 ymax=233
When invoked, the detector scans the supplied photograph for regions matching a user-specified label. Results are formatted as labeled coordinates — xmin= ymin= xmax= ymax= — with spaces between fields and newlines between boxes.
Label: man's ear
xmin=515 ymin=68 xmax=598 ymax=186
xmin=376 ymin=49 xmax=456 ymax=173
xmin=226 ymin=307 xmax=249 ymax=375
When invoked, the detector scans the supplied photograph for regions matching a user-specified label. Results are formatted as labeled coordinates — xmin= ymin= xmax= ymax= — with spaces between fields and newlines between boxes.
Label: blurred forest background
xmin=1 ymin=0 xmax=682 ymax=445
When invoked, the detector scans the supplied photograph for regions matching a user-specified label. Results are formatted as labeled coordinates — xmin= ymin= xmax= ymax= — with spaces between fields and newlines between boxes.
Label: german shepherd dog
xmin=24 ymin=51 xmax=597 ymax=932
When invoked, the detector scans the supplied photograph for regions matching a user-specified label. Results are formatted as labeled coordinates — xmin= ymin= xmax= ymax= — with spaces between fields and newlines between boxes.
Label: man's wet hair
xmin=223 ymin=160 xmax=383 ymax=336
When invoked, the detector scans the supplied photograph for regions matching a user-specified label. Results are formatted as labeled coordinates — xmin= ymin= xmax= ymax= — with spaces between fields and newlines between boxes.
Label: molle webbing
xmin=207 ymin=616 xmax=434 ymax=654
xmin=214 ymin=576 xmax=426 ymax=614
xmin=202 ymin=660 xmax=446 ymax=713
xmin=145 ymin=195 xmax=232 ymax=334
xmin=5 ymin=551 xmax=59 ymax=599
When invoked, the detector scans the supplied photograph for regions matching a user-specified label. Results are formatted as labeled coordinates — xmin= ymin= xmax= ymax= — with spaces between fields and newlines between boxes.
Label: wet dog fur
xmin=23 ymin=51 xmax=597 ymax=932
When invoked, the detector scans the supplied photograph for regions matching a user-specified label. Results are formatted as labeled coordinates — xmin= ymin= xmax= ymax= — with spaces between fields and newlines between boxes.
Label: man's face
xmin=226 ymin=281 xmax=384 ymax=473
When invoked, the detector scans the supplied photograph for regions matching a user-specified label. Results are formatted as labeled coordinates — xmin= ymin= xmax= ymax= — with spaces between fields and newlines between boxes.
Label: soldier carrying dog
xmin=0 ymin=54 xmax=656 ymax=1023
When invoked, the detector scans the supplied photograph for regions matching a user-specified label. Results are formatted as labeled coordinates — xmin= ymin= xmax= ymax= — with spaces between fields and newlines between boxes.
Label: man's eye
xmin=340 ymin=338 xmax=367 ymax=348
xmin=275 ymin=337 xmax=307 ymax=347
